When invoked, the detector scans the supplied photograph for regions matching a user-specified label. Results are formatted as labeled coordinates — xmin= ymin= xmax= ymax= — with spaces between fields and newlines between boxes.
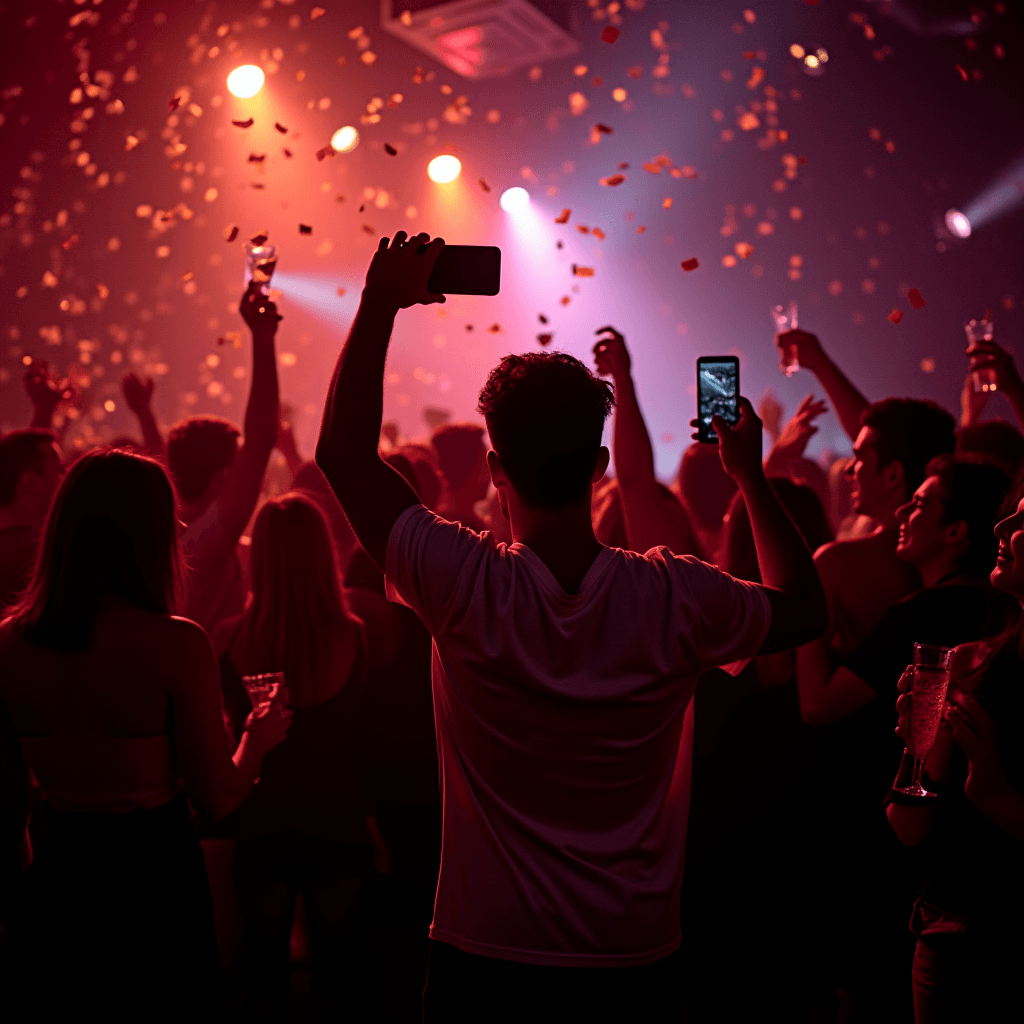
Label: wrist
xmin=361 ymin=285 xmax=401 ymax=315
xmin=733 ymin=462 xmax=769 ymax=491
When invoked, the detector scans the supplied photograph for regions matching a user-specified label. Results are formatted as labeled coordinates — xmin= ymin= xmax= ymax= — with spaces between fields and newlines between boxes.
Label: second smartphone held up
xmin=696 ymin=356 xmax=740 ymax=443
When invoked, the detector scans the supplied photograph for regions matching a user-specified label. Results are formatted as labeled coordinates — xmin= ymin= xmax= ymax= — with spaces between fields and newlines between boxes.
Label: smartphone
xmin=696 ymin=356 xmax=740 ymax=444
xmin=426 ymin=245 xmax=501 ymax=296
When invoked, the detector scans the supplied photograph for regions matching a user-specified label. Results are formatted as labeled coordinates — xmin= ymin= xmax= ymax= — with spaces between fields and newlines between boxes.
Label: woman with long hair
xmin=215 ymin=491 xmax=384 ymax=1020
xmin=0 ymin=448 xmax=289 ymax=1016
xmin=889 ymin=470 xmax=1024 ymax=1022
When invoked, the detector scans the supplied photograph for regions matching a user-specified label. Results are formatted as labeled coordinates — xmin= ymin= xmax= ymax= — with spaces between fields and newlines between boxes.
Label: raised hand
xmin=364 ymin=231 xmax=446 ymax=309
xmin=765 ymin=394 xmax=829 ymax=473
xmin=239 ymin=279 xmax=282 ymax=337
xmin=121 ymin=372 xmax=155 ymax=415
xmin=757 ymin=390 xmax=784 ymax=444
xmin=960 ymin=370 xmax=988 ymax=427
xmin=593 ymin=326 xmax=632 ymax=381
xmin=244 ymin=700 xmax=293 ymax=756
xmin=967 ymin=338 xmax=1023 ymax=394
xmin=775 ymin=329 xmax=824 ymax=374
xmin=689 ymin=396 xmax=764 ymax=485
xmin=23 ymin=359 xmax=74 ymax=413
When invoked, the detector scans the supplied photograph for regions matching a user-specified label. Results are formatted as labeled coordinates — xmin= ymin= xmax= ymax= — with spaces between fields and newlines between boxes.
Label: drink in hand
xmin=964 ymin=317 xmax=996 ymax=393
xmin=907 ymin=664 xmax=949 ymax=759
xmin=241 ymin=671 xmax=285 ymax=710
xmin=772 ymin=301 xmax=799 ymax=375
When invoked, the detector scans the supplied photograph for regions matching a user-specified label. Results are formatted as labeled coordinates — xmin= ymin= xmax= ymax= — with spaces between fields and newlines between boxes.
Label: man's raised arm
xmin=707 ymin=398 xmax=828 ymax=653
xmin=316 ymin=232 xmax=445 ymax=569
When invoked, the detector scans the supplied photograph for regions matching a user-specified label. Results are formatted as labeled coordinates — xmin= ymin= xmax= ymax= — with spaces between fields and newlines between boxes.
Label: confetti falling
xmin=908 ymin=288 xmax=927 ymax=310
xmin=681 ymin=259 xmax=700 ymax=272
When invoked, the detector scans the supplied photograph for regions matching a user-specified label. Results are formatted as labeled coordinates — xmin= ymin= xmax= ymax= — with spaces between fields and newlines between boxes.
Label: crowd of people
xmin=0 ymin=230 xmax=1022 ymax=1023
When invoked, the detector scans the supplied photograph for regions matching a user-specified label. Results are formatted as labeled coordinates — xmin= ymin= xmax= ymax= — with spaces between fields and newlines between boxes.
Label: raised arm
xmin=23 ymin=360 xmax=74 ymax=432
xmin=168 ymin=618 xmax=290 ymax=821
xmin=121 ymin=373 xmax=166 ymax=460
xmin=706 ymin=397 xmax=828 ymax=653
xmin=966 ymin=338 xmax=1024 ymax=432
xmin=316 ymin=232 xmax=445 ymax=568
xmin=216 ymin=283 xmax=281 ymax=546
xmin=776 ymin=329 xmax=869 ymax=442
xmin=593 ymin=327 xmax=692 ymax=554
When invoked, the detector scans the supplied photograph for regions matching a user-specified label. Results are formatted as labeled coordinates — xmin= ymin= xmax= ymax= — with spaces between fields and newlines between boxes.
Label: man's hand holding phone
xmin=364 ymin=231 xmax=446 ymax=311
xmin=692 ymin=397 xmax=765 ymax=486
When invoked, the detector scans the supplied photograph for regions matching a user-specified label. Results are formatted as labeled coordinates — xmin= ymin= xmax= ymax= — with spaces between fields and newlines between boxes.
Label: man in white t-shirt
xmin=316 ymin=233 xmax=828 ymax=1021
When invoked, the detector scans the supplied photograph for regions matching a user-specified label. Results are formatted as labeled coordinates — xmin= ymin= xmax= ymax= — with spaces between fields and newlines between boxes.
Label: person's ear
xmin=943 ymin=519 xmax=969 ymax=548
xmin=591 ymin=446 xmax=611 ymax=483
xmin=486 ymin=449 xmax=506 ymax=489
xmin=883 ymin=459 xmax=905 ymax=494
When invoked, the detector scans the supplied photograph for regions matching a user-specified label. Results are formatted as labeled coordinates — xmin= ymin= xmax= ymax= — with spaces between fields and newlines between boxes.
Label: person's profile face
xmin=895 ymin=476 xmax=947 ymax=567
xmin=847 ymin=426 xmax=886 ymax=517
xmin=992 ymin=497 xmax=1024 ymax=599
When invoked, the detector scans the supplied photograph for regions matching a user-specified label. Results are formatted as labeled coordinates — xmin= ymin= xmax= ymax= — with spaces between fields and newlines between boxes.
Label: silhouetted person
xmin=315 ymin=231 xmax=827 ymax=1023
xmin=214 ymin=492 xmax=384 ymax=1021
xmin=0 ymin=430 xmax=63 ymax=612
xmin=431 ymin=422 xmax=490 ymax=531
xmin=0 ymin=449 xmax=289 ymax=1017
xmin=168 ymin=283 xmax=281 ymax=632
xmin=889 ymin=471 xmax=1024 ymax=1022
xmin=673 ymin=442 xmax=738 ymax=562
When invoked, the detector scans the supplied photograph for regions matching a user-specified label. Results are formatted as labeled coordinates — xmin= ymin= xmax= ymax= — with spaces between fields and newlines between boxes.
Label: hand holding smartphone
xmin=696 ymin=356 xmax=740 ymax=443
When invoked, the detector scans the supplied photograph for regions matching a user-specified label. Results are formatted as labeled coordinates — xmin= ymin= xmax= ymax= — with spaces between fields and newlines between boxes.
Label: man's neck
xmin=917 ymin=553 xmax=975 ymax=589
xmin=510 ymin=503 xmax=604 ymax=597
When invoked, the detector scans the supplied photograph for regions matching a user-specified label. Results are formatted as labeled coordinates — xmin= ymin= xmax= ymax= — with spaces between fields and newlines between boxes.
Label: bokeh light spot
xmin=428 ymin=155 xmax=461 ymax=184
xmin=330 ymin=126 xmax=359 ymax=153
xmin=499 ymin=187 xmax=530 ymax=213
xmin=226 ymin=65 xmax=265 ymax=99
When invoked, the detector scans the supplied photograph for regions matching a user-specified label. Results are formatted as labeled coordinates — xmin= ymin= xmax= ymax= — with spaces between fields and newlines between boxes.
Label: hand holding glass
xmin=245 ymin=241 xmax=278 ymax=295
xmin=241 ymin=670 xmax=286 ymax=711
xmin=965 ymin=317 xmax=996 ymax=393
xmin=892 ymin=644 xmax=953 ymax=798
xmin=772 ymin=301 xmax=799 ymax=375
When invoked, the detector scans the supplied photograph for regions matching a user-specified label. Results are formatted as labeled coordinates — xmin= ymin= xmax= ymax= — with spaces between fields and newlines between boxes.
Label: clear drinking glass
xmin=244 ymin=241 xmax=278 ymax=295
xmin=892 ymin=643 xmax=954 ymax=798
xmin=964 ymin=317 xmax=996 ymax=393
xmin=772 ymin=301 xmax=799 ymax=376
xmin=241 ymin=670 xmax=286 ymax=711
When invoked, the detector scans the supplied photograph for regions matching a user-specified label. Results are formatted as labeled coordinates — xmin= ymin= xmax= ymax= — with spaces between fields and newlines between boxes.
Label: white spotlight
xmin=499 ymin=187 xmax=530 ymax=213
xmin=226 ymin=65 xmax=265 ymax=99
xmin=427 ymin=155 xmax=461 ymax=184
xmin=945 ymin=209 xmax=972 ymax=239
xmin=330 ymin=126 xmax=359 ymax=153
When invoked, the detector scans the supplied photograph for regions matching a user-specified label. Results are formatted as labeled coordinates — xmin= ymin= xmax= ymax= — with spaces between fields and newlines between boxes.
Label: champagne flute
xmin=964 ymin=316 xmax=996 ymax=393
xmin=244 ymin=241 xmax=278 ymax=295
xmin=892 ymin=644 xmax=953 ymax=798
xmin=772 ymin=301 xmax=799 ymax=376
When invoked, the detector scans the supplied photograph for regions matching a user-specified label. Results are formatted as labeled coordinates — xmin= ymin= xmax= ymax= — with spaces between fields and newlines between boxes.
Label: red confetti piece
xmin=224 ymin=225 xmax=239 ymax=242
xmin=681 ymin=258 xmax=700 ymax=272
xmin=283 ymin=148 xmax=293 ymax=158
xmin=361 ymin=225 xmax=375 ymax=235
xmin=594 ymin=123 xmax=614 ymax=134
xmin=61 ymin=234 xmax=80 ymax=251
xmin=488 ymin=324 xmax=502 ymax=333
xmin=888 ymin=308 xmax=904 ymax=324
xmin=384 ymin=142 xmax=397 ymax=155
xmin=618 ymin=162 xmax=630 ymax=169
xmin=955 ymin=64 xmax=969 ymax=81
xmin=601 ymin=25 xmax=620 ymax=43
xmin=232 ymin=117 xmax=255 ymax=128
xmin=554 ymin=208 xmax=571 ymax=223
xmin=600 ymin=174 xmax=626 ymax=187
xmin=250 ymin=232 xmax=268 ymax=245
xmin=908 ymin=288 xmax=927 ymax=310
xmin=251 ymin=183 xmax=265 ymax=189
xmin=217 ymin=337 xmax=226 ymax=346
xmin=168 ymin=95 xmax=181 ymax=112
xmin=538 ymin=314 xmax=549 ymax=324
xmin=299 ymin=224 xmax=312 ymax=234
xmin=248 ymin=153 xmax=266 ymax=163
xmin=478 ymin=178 xmax=491 ymax=192
xmin=315 ymin=145 xmax=335 ymax=161
xmin=275 ymin=122 xmax=288 ymax=133
xmin=537 ymin=333 xmax=553 ymax=346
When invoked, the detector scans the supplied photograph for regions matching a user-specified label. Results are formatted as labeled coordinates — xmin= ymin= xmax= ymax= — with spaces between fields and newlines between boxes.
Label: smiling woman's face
xmin=991 ymin=497 xmax=1024 ymax=602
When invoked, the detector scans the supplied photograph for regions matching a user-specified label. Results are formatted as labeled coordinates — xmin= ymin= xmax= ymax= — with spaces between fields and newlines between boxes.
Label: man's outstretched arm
xmin=316 ymin=232 xmax=445 ymax=569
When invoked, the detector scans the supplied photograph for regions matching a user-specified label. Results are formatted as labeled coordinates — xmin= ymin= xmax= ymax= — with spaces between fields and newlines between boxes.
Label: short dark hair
xmin=926 ymin=455 xmax=1010 ymax=577
xmin=477 ymin=352 xmax=614 ymax=509
xmin=956 ymin=419 xmax=1024 ymax=479
xmin=432 ymin=423 xmax=486 ymax=491
xmin=166 ymin=416 xmax=241 ymax=502
xmin=861 ymin=398 xmax=956 ymax=497
xmin=0 ymin=429 xmax=57 ymax=508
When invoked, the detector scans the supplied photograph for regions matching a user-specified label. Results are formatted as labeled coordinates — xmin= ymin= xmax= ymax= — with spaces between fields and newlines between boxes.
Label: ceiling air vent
xmin=381 ymin=0 xmax=580 ymax=80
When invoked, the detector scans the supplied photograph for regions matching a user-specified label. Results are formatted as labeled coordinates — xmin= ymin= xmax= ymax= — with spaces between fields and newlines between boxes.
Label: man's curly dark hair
xmin=477 ymin=351 xmax=615 ymax=510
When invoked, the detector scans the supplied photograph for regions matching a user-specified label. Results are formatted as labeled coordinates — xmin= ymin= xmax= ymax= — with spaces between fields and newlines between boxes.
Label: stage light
xmin=427 ymin=155 xmax=461 ymax=184
xmin=330 ymin=126 xmax=359 ymax=153
xmin=946 ymin=209 xmax=972 ymax=238
xmin=499 ymin=187 xmax=530 ymax=213
xmin=227 ymin=65 xmax=265 ymax=99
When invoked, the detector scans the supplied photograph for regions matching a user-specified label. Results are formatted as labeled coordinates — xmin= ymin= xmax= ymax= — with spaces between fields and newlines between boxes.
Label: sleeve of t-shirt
xmin=664 ymin=553 xmax=772 ymax=673
xmin=843 ymin=601 xmax=918 ymax=694
xmin=384 ymin=504 xmax=487 ymax=635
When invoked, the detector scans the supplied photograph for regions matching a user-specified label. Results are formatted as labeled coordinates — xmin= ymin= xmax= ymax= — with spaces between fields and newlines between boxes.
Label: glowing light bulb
xmin=946 ymin=209 xmax=971 ymax=239
xmin=330 ymin=126 xmax=359 ymax=153
xmin=427 ymin=154 xmax=461 ymax=184
xmin=499 ymin=187 xmax=530 ymax=213
xmin=227 ymin=65 xmax=265 ymax=99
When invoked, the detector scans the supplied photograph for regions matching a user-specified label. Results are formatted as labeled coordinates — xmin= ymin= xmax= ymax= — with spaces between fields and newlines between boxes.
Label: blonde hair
xmin=233 ymin=492 xmax=358 ymax=706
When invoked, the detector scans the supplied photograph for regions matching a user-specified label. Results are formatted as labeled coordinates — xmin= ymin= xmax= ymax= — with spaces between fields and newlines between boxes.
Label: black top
xmin=844 ymin=582 xmax=1007 ymax=696
xmin=915 ymin=643 xmax=1024 ymax=935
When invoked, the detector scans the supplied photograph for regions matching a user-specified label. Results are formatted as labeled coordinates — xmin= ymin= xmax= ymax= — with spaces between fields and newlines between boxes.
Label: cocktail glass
xmin=892 ymin=643 xmax=954 ymax=798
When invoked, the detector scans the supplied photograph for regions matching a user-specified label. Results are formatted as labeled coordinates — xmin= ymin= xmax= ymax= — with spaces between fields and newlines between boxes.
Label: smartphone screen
xmin=426 ymin=245 xmax=501 ymax=296
xmin=697 ymin=356 xmax=740 ymax=443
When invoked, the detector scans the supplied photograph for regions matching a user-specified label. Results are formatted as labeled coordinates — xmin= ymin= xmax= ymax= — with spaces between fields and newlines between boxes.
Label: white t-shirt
xmin=385 ymin=505 xmax=770 ymax=967
xmin=180 ymin=499 xmax=247 ymax=633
